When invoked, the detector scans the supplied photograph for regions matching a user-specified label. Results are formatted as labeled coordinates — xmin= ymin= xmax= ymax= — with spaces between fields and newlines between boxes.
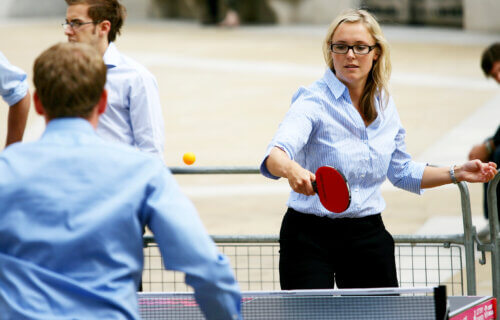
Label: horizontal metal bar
xmin=211 ymin=235 xmax=278 ymax=243
xmin=144 ymin=234 xmax=466 ymax=245
xmin=393 ymin=234 xmax=465 ymax=245
xmin=169 ymin=166 xmax=260 ymax=174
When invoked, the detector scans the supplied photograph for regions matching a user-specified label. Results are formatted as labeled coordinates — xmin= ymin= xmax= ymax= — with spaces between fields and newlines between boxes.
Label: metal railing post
xmin=487 ymin=174 xmax=500 ymax=317
xmin=457 ymin=182 xmax=476 ymax=295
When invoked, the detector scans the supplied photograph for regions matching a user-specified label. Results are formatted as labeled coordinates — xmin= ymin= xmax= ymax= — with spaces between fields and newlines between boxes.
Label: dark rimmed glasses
xmin=330 ymin=43 xmax=377 ymax=55
xmin=62 ymin=20 xmax=97 ymax=30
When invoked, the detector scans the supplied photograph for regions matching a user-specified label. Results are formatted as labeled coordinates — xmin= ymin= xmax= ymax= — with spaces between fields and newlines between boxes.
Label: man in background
xmin=468 ymin=42 xmax=500 ymax=219
xmin=64 ymin=0 xmax=165 ymax=159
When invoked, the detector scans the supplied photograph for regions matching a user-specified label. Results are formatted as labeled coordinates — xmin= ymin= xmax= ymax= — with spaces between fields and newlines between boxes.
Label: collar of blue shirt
xmin=103 ymin=42 xmax=120 ymax=69
xmin=323 ymin=68 xmax=348 ymax=100
xmin=42 ymin=118 xmax=96 ymax=137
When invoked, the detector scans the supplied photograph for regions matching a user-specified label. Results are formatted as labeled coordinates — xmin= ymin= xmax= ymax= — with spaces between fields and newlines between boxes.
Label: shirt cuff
xmin=5 ymin=80 xmax=28 ymax=106
xmin=259 ymin=144 xmax=292 ymax=180
xmin=413 ymin=162 xmax=427 ymax=195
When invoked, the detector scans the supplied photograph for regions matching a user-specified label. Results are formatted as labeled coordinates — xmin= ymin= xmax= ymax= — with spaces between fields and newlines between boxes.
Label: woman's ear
xmin=373 ymin=47 xmax=380 ymax=61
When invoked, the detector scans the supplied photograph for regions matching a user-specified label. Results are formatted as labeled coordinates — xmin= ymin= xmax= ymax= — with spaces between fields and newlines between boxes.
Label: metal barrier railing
xmin=474 ymin=173 xmax=500 ymax=318
xmin=142 ymin=166 xmax=482 ymax=297
xmin=143 ymin=234 xmax=465 ymax=295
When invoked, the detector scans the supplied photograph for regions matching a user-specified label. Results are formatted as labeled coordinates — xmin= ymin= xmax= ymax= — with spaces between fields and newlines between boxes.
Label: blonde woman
xmin=260 ymin=9 xmax=497 ymax=290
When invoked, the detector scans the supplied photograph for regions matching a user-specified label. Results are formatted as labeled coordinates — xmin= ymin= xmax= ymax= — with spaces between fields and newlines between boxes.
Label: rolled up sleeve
xmin=0 ymin=52 xmax=28 ymax=107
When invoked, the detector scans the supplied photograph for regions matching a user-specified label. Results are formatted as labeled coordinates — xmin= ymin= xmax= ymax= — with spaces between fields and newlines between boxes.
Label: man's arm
xmin=6 ymin=90 xmax=30 ymax=147
xmin=143 ymin=167 xmax=241 ymax=320
xmin=129 ymin=72 xmax=165 ymax=160
xmin=492 ymin=125 xmax=500 ymax=149
xmin=468 ymin=125 xmax=500 ymax=161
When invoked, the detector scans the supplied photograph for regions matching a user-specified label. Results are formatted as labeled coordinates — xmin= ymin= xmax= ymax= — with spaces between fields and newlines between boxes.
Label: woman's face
xmin=330 ymin=21 xmax=379 ymax=88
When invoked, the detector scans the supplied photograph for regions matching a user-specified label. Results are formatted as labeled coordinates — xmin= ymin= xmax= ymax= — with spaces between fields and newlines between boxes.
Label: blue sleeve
xmin=129 ymin=68 xmax=165 ymax=160
xmin=0 ymin=52 xmax=28 ymax=106
xmin=260 ymin=90 xmax=317 ymax=179
xmin=143 ymin=167 xmax=242 ymax=320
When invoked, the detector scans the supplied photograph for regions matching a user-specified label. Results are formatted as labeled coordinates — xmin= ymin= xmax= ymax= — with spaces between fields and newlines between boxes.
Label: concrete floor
xmin=0 ymin=18 xmax=499 ymax=295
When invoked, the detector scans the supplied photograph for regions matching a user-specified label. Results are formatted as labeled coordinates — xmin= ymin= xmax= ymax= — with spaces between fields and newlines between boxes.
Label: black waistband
xmin=286 ymin=207 xmax=382 ymax=225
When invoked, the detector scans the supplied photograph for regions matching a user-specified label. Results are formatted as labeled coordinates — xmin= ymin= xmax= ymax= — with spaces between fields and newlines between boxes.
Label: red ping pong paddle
xmin=312 ymin=166 xmax=351 ymax=213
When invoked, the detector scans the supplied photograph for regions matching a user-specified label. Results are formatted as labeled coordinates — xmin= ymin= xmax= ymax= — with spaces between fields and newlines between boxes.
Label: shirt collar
xmin=323 ymin=68 xmax=348 ymax=100
xmin=103 ymin=42 xmax=120 ymax=69
xmin=43 ymin=118 xmax=96 ymax=136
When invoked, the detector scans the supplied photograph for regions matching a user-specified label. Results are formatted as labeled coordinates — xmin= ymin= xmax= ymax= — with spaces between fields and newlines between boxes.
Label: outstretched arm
xmin=421 ymin=159 xmax=497 ymax=189
xmin=144 ymin=168 xmax=241 ymax=320
xmin=6 ymin=90 xmax=30 ymax=147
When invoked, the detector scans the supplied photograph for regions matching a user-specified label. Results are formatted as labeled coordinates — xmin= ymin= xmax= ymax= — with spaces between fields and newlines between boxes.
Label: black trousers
xmin=279 ymin=208 xmax=398 ymax=290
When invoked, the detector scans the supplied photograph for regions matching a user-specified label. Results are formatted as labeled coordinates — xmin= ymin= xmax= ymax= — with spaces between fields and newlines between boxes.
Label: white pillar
xmin=463 ymin=0 xmax=500 ymax=33
xmin=268 ymin=0 xmax=361 ymax=24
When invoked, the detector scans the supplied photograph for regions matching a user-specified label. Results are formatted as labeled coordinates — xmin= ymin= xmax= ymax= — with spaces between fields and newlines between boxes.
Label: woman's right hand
xmin=265 ymin=147 xmax=316 ymax=196
xmin=285 ymin=161 xmax=316 ymax=196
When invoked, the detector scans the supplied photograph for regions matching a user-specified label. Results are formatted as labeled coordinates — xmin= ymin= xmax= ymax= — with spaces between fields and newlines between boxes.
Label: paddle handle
xmin=311 ymin=180 xmax=318 ymax=193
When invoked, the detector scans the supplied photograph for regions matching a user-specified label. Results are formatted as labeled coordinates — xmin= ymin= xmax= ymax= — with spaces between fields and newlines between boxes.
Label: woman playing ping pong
xmin=260 ymin=9 xmax=497 ymax=290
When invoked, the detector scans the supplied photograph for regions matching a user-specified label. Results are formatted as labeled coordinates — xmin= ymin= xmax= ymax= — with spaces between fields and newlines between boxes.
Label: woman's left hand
xmin=456 ymin=160 xmax=498 ymax=183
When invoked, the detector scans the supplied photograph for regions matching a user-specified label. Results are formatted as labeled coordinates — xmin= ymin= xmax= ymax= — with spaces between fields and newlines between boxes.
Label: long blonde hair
xmin=322 ymin=9 xmax=391 ymax=122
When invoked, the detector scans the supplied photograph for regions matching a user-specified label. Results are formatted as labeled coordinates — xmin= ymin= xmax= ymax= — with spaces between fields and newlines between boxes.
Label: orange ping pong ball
xmin=183 ymin=152 xmax=196 ymax=165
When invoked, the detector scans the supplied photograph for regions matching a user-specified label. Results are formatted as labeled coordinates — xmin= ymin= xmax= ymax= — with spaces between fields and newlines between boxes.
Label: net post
xmin=434 ymin=285 xmax=448 ymax=320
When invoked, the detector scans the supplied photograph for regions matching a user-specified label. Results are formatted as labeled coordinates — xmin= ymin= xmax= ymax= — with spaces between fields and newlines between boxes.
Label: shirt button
xmin=360 ymin=174 xmax=365 ymax=178
xmin=355 ymin=188 xmax=359 ymax=192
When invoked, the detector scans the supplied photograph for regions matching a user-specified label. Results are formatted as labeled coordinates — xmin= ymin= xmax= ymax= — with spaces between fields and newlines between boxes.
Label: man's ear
xmin=33 ymin=91 xmax=45 ymax=116
xmin=98 ymin=20 xmax=111 ymax=38
xmin=97 ymin=89 xmax=107 ymax=115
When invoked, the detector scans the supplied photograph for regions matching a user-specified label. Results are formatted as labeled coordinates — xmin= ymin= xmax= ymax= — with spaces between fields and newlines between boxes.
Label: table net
xmin=138 ymin=286 xmax=447 ymax=320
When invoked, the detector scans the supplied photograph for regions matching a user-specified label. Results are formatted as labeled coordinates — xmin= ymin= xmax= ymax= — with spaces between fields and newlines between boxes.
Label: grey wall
xmin=0 ymin=0 xmax=155 ymax=19
xmin=1 ymin=0 xmax=499 ymax=33
xmin=463 ymin=0 xmax=500 ymax=33
xmin=0 ymin=0 xmax=66 ymax=18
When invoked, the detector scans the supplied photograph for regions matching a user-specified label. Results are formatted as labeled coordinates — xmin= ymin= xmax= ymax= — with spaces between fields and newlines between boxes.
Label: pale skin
xmin=64 ymin=4 xmax=111 ymax=56
xmin=265 ymin=21 xmax=498 ymax=196
xmin=468 ymin=60 xmax=500 ymax=162
xmin=6 ymin=91 xmax=30 ymax=147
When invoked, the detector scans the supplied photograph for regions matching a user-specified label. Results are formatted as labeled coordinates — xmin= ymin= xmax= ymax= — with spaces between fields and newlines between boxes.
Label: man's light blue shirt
xmin=101 ymin=43 xmax=165 ymax=160
xmin=0 ymin=118 xmax=241 ymax=320
xmin=261 ymin=69 xmax=426 ymax=218
xmin=0 ymin=51 xmax=28 ymax=106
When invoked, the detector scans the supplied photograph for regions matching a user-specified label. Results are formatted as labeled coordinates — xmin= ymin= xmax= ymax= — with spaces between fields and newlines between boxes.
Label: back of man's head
xmin=481 ymin=42 xmax=500 ymax=77
xmin=34 ymin=42 xmax=107 ymax=119
xmin=65 ymin=0 xmax=126 ymax=43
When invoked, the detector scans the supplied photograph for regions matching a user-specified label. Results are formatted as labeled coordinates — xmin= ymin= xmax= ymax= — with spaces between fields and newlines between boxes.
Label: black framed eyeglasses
xmin=330 ymin=43 xmax=377 ymax=55
xmin=62 ymin=20 xmax=97 ymax=30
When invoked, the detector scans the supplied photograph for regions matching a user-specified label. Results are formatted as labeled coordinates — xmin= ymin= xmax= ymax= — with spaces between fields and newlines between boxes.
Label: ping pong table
xmin=137 ymin=286 xmax=496 ymax=319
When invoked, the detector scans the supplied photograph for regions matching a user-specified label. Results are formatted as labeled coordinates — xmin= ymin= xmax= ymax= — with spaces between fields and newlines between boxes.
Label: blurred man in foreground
xmin=0 ymin=42 xmax=241 ymax=320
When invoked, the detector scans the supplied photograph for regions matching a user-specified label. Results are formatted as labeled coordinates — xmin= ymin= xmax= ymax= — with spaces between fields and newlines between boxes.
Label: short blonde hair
xmin=33 ymin=42 xmax=107 ymax=119
xmin=322 ymin=9 xmax=391 ymax=122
